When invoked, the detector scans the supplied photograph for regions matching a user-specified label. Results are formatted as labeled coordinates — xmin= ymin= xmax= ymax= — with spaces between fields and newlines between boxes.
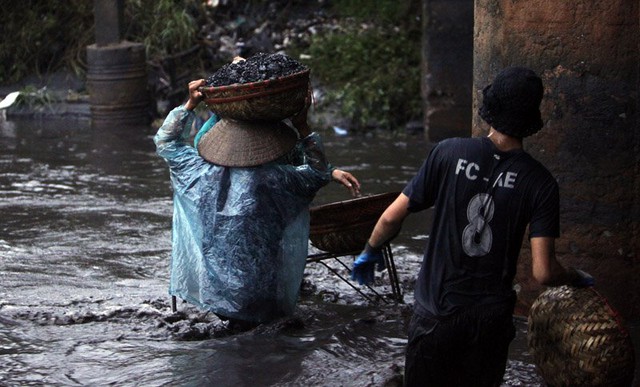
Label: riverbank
xmin=1 ymin=0 xmax=421 ymax=134
xmin=0 ymin=0 xmax=329 ymax=122
xmin=0 ymin=71 xmax=90 ymax=120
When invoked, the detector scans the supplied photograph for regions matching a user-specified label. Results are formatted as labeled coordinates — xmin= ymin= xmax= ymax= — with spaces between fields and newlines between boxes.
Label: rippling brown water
xmin=1 ymin=116 xmax=633 ymax=386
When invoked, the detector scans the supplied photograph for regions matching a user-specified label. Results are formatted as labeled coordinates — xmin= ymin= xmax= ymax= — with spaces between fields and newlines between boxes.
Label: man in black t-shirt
xmin=351 ymin=67 xmax=593 ymax=386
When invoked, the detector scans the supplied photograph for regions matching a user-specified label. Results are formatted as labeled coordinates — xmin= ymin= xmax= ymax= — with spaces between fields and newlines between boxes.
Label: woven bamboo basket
xmin=309 ymin=192 xmax=399 ymax=254
xmin=199 ymin=69 xmax=310 ymax=122
xmin=527 ymin=286 xmax=635 ymax=387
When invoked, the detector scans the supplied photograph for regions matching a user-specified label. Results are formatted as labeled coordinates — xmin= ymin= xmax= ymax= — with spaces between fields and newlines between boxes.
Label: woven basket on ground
xmin=527 ymin=286 xmax=635 ymax=387
xmin=199 ymin=70 xmax=310 ymax=122
xmin=309 ymin=192 xmax=399 ymax=255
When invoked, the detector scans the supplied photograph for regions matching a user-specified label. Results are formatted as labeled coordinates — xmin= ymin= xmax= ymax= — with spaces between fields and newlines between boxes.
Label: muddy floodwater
xmin=0 ymin=116 xmax=635 ymax=386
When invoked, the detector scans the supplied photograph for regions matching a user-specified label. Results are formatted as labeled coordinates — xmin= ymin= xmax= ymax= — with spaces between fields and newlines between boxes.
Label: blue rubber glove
xmin=351 ymin=243 xmax=385 ymax=285
xmin=572 ymin=268 xmax=595 ymax=287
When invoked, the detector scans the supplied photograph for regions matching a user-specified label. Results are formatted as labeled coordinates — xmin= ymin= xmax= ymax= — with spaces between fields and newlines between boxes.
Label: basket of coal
xmin=527 ymin=285 xmax=635 ymax=387
xmin=309 ymin=192 xmax=399 ymax=255
xmin=199 ymin=53 xmax=310 ymax=122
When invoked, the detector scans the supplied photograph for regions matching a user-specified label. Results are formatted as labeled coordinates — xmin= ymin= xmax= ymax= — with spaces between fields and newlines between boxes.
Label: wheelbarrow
xmin=307 ymin=191 xmax=403 ymax=303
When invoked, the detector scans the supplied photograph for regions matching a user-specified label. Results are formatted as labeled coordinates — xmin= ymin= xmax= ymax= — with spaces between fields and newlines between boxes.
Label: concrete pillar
xmin=94 ymin=0 xmax=124 ymax=46
xmin=421 ymin=0 xmax=474 ymax=142
xmin=474 ymin=0 xmax=639 ymax=319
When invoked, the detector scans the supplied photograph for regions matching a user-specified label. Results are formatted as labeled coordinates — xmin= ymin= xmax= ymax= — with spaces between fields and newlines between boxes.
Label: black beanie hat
xmin=478 ymin=67 xmax=544 ymax=138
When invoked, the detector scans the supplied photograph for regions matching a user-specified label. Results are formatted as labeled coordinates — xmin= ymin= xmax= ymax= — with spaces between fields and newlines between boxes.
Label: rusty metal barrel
xmin=86 ymin=41 xmax=151 ymax=127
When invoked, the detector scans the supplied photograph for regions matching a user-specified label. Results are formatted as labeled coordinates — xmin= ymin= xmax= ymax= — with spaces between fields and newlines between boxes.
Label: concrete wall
xmin=421 ymin=0 xmax=474 ymax=142
xmin=473 ymin=0 xmax=640 ymax=319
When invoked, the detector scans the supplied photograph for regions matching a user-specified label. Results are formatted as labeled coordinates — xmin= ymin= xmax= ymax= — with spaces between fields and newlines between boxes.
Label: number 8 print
xmin=462 ymin=193 xmax=494 ymax=257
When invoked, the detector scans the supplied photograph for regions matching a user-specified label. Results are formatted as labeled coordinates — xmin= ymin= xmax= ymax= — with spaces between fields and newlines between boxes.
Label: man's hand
xmin=332 ymin=169 xmax=361 ymax=197
xmin=185 ymin=79 xmax=206 ymax=111
xmin=351 ymin=243 xmax=385 ymax=285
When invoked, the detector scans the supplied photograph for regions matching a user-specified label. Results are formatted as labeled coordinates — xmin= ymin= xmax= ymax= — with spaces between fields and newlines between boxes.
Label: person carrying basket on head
xmin=154 ymin=56 xmax=360 ymax=330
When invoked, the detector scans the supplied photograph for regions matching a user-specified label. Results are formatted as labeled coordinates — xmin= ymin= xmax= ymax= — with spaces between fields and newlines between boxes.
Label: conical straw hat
xmin=197 ymin=118 xmax=297 ymax=167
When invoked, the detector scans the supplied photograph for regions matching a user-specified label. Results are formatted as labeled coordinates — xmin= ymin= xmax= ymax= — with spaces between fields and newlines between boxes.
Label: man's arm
xmin=368 ymin=193 xmax=411 ymax=248
xmin=154 ymin=79 xmax=205 ymax=150
xmin=530 ymin=237 xmax=592 ymax=287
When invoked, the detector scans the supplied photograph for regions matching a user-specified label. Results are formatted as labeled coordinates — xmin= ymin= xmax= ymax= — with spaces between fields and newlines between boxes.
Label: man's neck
xmin=487 ymin=128 xmax=523 ymax=152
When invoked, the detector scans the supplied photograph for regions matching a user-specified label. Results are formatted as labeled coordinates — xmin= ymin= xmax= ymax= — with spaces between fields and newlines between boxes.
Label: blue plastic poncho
xmin=154 ymin=106 xmax=332 ymax=323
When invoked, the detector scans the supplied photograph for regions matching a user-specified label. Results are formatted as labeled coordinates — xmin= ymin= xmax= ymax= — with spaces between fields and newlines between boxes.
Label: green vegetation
xmin=0 ymin=0 xmax=203 ymax=84
xmin=124 ymin=0 xmax=202 ymax=61
xmin=0 ymin=0 xmax=93 ymax=84
xmin=13 ymin=86 xmax=56 ymax=113
xmin=297 ymin=0 xmax=422 ymax=131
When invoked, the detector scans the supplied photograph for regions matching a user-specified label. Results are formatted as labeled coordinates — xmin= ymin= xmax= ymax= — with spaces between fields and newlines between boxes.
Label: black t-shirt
xmin=403 ymin=137 xmax=559 ymax=317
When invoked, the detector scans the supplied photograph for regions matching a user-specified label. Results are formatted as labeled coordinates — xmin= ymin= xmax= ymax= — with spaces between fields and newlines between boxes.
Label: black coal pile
xmin=205 ymin=52 xmax=308 ymax=87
